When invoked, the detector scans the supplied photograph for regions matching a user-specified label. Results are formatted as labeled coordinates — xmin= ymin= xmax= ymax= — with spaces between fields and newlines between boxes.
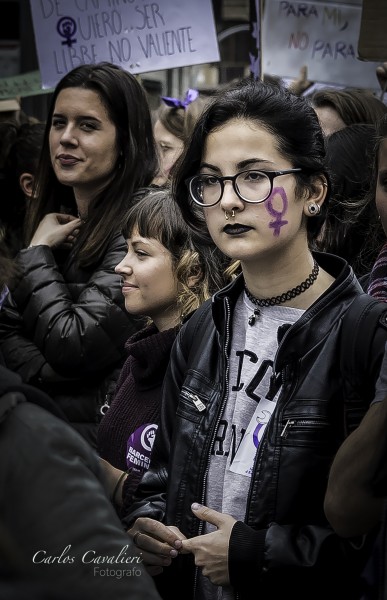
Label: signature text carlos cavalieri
xmin=32 ymin=545 xmax=142 ymax=565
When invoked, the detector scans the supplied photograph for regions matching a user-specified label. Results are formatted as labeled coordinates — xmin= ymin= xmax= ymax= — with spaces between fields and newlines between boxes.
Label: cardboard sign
xmin=358 ymin=0 xmax=387 ymax=62
xmin=29 ymin=0 xmax=220 ymax=90
xmin=262 ymin=1 xmax=380 ymax=89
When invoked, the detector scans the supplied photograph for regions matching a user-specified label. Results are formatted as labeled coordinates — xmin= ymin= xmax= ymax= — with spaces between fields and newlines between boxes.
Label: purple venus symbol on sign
xmin=57 ymin=16 xmax=77 ymax=48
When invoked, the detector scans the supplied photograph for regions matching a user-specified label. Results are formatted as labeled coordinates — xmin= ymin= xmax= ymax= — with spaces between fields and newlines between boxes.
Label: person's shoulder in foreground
xmin=0 ymin=364 xmax=161 ymax=600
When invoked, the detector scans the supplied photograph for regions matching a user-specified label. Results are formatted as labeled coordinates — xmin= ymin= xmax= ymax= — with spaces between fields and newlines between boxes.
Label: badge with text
xmin=126 ymin=423 xmax=158 ymax=474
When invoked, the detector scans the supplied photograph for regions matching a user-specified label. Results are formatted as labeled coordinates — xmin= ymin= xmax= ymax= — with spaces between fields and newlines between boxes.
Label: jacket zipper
xmin=180 ymin=389 xmax=206 ymax=412
xmin=280 ymin=418 xmax=327 ymax=438
xmin=193 ymin=297 xmax=232 ymax=599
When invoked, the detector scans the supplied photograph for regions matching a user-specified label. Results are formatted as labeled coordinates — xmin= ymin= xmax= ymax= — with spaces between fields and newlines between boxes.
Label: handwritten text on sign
xmin=29 ymin=0 xmax=220 ymax=89
xmin=262 ymin=1 xmax=380 ymax=89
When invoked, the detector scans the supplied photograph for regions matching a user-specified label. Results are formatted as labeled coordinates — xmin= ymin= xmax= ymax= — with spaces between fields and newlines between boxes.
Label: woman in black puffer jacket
xmin=0 ymin=62 xmax=158 ymax=447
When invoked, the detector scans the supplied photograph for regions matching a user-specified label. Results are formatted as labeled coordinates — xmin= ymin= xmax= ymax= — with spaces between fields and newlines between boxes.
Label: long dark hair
xmin=369 ymin=114 xmax=387 ymax=197
xmin=316 ymin=124 xmax=384 ymax=276
xmin=172 ymin=77 xmax=330 ymax=244
xmin=24 ymin=62 xmax=158 ymax=268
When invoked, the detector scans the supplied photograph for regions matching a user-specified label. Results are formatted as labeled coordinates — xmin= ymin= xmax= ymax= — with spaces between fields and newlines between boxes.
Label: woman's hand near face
xmin=128 ymin=517 xmax=186 ymax=576
xmin=29 ymin=213 xmax=82 ymax=249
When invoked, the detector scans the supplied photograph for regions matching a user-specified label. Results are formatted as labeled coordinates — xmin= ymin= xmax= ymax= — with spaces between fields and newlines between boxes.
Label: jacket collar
xmin=213 ymin=252 xmax=358 ymax=304
xmin=211 ymin=252 xmax=363 ymax=370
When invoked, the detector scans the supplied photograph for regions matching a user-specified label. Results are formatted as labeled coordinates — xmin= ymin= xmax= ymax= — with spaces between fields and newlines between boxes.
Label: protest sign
xmin=262 ymin=1 xmax=380 ymax=89
xmin=29 ymin=0 xmax=220 ymax=89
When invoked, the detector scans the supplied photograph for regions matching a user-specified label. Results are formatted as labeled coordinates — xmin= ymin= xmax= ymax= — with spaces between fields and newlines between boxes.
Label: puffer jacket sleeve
xmin=0 ymin=296 xmax=46 ymax=382
xmin=0 ymin=232 xmax=136 ymax=379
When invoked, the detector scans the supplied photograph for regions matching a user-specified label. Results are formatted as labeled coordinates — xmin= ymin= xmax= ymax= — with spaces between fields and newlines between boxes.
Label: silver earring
xmin=308 ymin=203 xmax=321 ymax=216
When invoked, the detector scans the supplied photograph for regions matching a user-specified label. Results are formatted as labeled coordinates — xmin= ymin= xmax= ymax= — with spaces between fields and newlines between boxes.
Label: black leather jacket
xmin=124 ymin=253 xmax=387 ymax=600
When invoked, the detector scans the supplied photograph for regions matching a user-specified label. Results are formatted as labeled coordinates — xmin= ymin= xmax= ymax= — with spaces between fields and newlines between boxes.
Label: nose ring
xmin=225 ymin=209 xmax=235 ymax=220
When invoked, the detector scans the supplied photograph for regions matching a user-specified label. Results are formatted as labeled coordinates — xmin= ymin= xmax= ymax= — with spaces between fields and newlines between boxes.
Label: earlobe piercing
xmin=307 ymin=203 xmax=321 ymax=216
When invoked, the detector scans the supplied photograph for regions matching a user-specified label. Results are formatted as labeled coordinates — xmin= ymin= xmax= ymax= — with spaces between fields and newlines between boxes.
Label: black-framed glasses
xmin=186 ymin=168 xmax=302 ymax=207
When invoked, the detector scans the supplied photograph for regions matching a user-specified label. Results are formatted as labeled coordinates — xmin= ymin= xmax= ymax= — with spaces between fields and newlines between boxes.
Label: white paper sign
xmin=262 ymin=1 xmax=380 ymax=89
xmin=29 ymin=0 xmax=220 ymax=89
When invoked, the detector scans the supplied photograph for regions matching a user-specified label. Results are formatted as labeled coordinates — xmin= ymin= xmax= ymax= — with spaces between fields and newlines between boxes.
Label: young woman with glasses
xmin=122 ymin=78 xmax=387 ymax=600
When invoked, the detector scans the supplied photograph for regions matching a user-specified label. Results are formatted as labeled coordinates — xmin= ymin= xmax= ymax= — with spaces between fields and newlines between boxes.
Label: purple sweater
xmin=97 ymin=324 xmax=178 ymax=504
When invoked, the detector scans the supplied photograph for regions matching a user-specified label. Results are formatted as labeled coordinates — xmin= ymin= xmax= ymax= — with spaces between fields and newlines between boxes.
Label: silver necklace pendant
xmin=248 ymin=308 xmax=260 ymax=326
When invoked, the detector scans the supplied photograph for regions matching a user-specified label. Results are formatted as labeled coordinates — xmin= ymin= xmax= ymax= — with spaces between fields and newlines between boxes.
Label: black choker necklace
xmin=245 ymin=260 xmax=319 ymax=326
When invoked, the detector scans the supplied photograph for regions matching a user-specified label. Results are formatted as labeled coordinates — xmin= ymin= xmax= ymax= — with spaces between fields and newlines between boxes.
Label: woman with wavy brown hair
xmin=97 ymin=186 xmax=232 ymax=511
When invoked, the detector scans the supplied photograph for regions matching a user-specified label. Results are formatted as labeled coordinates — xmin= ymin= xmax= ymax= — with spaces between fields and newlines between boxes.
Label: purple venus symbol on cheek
xmin=266 ymin=187 xmax=288 ymax=236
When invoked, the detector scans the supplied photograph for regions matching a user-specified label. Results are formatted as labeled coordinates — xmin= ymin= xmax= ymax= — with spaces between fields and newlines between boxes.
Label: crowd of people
xmin=1 ymin=58 xmax=387 ymax=600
